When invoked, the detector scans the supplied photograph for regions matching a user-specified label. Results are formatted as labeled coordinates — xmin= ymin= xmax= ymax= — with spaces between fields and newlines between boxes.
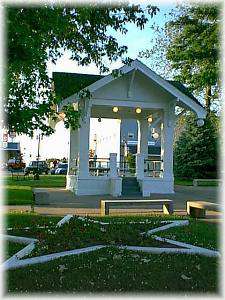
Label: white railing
xmin=144 ymin=158 xmax=163 ymax=178
xmin=89 ymin=157 xmax=110 ymax=176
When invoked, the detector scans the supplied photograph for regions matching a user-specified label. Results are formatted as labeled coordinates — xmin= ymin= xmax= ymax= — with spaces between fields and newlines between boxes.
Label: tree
xmin=140 ymin=3 xmax=221 ymax=112
xmin=6 ymin=4 xmax=158 ymax=136
xmin=174 ymin=112 xmax=219 ymax=179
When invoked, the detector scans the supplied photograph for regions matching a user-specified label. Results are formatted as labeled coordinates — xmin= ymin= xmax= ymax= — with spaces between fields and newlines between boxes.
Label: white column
xmin=161 ymin=104 xmax=175 ymax=180
xmin=109 ymin=153 xmax=118 ymax=178
xmin=78 ymin=112 xmax=91 ymax=179
xmin=137 ymin=119 xmax=149 ymax=158
xmin=136 ymin=153 xmax=144 ymax=180
xmin=137 ymin=118 xmax=149 ymax=178
xmin=67 ymin=127 xmax=79 ymax=175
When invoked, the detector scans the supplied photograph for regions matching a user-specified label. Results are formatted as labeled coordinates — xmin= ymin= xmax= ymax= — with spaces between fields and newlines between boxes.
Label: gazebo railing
xmin=144 ymin=159 xmax=163 ymax=178
xmin=89 ymin=157 xmax=110 ymax=176
xmin=117 ymin=161 xmax=136 ymax=177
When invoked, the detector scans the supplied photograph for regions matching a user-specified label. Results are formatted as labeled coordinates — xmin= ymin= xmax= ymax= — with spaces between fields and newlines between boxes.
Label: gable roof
xmin=53 ymin=72 xmax=203 ymax=109
xmin=52 ymin=72 xmax=104 ymax=100
xmin=167 ymin=80 xmax=204 ymax=108
xmin=54 ymin=59 xmax=206 ymax=118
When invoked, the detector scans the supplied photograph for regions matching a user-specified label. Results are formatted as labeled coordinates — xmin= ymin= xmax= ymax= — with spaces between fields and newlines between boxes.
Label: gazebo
xmin=53 ymin=59 xmax=206 ymax=196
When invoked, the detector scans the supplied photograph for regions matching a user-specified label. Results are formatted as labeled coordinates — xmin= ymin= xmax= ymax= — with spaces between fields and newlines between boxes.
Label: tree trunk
xmin=205 ymin=86 xmax=212 ymax=114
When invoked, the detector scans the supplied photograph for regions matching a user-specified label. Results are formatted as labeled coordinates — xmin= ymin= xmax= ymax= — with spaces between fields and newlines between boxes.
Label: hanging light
xmin=147 ymin=115 xmax=153 ymax=123
xmin=152 ymin=132 xmax=159 ymax=139
xmin=112 ymin=106 xmax=119 ymax=113
xmin=135 ymin=107 xmax=142 ymax=114
xmin=98 ymin=117 xmax=101 ymax=122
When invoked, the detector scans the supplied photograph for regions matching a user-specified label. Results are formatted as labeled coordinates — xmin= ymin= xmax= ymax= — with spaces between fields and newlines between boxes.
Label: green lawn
xmin=4 ymin=175 xmax=66 ymax=205
xmin=6 ymin=247 xmax=219 ymax=294
xmin=158 ymin=220 xmax=219 ymax=250
xmin=5 ymin=242 xmax=26 ymax=259
xmin=4 ymin=213 xmax=220 ymax=294
xmin=174 ymin=178 xmax=219 ymax=186
xmin=5 ymin=212 xmax=61 ymax=229
xmin=174 ymin=178 xmax=193 ymax=186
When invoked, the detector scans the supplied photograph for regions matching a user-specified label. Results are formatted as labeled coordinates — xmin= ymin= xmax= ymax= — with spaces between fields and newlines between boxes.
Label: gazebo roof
xmin=54 ymin=59 xmax=206 ymax=119
xmin=53 ymin=70 xmax=203 ymax=108
xmin=52 ymin=72 xmax=104 ymax=100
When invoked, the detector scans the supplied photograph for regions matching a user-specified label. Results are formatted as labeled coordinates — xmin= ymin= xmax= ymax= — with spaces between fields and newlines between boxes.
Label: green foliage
xmin=141 ymin=4 xmax=221 ymax=111
xmin=6 ymin=4 xmax=158 ymax=136
xmin=125 ymin=153 xmax=136 ymax=171
xmin=174 ymin=112 xmax=219 ymax=179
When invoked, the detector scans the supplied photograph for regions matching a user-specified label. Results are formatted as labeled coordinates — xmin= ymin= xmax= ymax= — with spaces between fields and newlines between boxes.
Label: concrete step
xmin=122 ymin=177 xmax=141 ymax=196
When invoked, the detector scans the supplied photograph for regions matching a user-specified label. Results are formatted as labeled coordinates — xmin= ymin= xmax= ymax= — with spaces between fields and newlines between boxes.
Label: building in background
xmin=120 ymin=119 xmax=161 ymax=160
xmin=0 ymin=128 xmax=21 ymax=165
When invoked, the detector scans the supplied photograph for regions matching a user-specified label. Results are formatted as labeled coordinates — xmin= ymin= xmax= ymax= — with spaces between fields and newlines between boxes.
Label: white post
xmin=78 ymin=112 xmax=91 ymax=179
xmin=109 ymin=153 xmax=118 ymax=178
xmin=136 ymin=153 xmax=144 ymax=180
xmin=109 ymin=152 xmax=121 ymax=196
xmin=137 ymin=119 xmax=149 ymax=157
xmin=67 ymin=127 xmax=79 ymax=175
xmin=137 ymin=118 xmax=149 ymax=178
xmin=161 ymin=104 xmax=175 ymax=180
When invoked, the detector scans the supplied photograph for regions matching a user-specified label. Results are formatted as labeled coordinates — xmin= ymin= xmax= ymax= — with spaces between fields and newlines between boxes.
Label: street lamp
xmin=34 ymin=132 xmax=43 ymax=180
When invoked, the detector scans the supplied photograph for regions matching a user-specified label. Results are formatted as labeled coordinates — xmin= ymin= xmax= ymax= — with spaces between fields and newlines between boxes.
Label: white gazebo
xmin=55 ymin=59 xmax=206 ymax=197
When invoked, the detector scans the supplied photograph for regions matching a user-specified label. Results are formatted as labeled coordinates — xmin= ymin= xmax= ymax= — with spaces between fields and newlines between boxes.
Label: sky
xmin=16 ymin=3 xmax=176 ymax=163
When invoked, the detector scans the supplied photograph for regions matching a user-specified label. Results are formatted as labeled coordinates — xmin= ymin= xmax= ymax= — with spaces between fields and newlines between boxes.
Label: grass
xmin=4 ymin=213 xmax=220 ymax=294
xmin=4 ymin=175 xmax=66 ymax=205
xmin=7 ymin=215 xmax=170 ymax=256
xmin=5 ymin=212 xmax=62 ymax=229
xmin=174 ymin=178 xmax=219 ymax=186
xmin=174 ymin=178 xmax=193 ymax=186
xmin=196 ymin=180 xmax=219 ymax=187
xmin=5 ymin=242 xmax=25 ymax=259
xmin=158 ymin=220 xmax=219 ymax=250
xmin=6 ymin=247 xmax=219 ymax=294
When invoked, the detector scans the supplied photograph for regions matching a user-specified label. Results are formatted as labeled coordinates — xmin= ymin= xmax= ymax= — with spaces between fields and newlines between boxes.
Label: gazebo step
xmin=122 ymin=177 xmax=141 ymax=196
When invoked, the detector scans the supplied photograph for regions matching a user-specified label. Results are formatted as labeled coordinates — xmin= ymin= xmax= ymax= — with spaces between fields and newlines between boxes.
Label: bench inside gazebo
xmin=52 ymin=59 xmax=206 ymax=197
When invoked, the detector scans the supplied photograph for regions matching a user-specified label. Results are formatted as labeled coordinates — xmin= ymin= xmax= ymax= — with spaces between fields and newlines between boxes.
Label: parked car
xmin=54 ymin=163 xmax=68 ymax=175
xmin=50 ymin=167 xmax=57 ymax=175
xmin=7 ymin=158 xmax=26 ymax=171
xmin=24 ymin=161 xmax=49 ymax=175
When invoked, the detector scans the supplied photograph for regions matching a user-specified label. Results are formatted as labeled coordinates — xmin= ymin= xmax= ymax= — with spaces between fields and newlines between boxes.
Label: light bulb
xmin=153 ymin=132 xmax=159 ymax=139
xmin=147 ymin=115 xmax=153 ymax=123
xmin=135 ymin=107 xmax=142 ymax=114
xmin=112 ymin=106 xmax=119 ymax=113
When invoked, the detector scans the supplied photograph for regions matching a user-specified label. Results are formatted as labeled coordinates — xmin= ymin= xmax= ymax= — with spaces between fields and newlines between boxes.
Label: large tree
xmin=174 ymin=112 xmax=219 ymax=179
xmin=141 ymin=3 xmax=221 ymax=112
xmin=6 ymin=4 xmax=158 ymax=136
